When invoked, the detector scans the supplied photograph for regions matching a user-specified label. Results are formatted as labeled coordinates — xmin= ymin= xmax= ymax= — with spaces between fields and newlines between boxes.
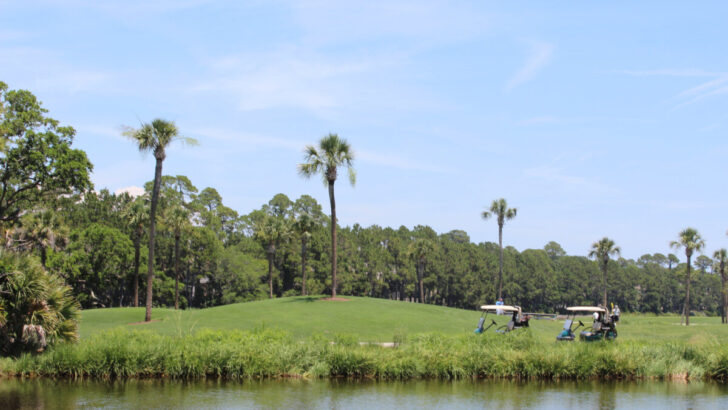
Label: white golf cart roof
xmin=566 ymin=306 xmax=606 ymax=313
xmin=480 ymin=305 xmax=520 ymax=312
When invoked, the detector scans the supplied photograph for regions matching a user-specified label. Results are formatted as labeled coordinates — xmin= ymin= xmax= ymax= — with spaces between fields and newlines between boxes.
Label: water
xmin=1 ymin=379 xmax=727 ymax=409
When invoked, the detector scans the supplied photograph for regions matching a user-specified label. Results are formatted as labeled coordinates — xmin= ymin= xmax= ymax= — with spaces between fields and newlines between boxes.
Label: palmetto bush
xmin=0 ymin=252 xmax=79 ymax=355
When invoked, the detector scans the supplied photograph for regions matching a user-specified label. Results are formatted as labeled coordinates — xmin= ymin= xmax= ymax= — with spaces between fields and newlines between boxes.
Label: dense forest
xmin=1 ymin=79 xmax=727 ymax=355
xmin=37 ymin=186 xmax=725 ymax=315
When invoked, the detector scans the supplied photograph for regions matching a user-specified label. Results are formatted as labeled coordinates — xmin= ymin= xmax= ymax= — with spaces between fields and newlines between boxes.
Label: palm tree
xmin=715 ymin=248 xmax=728 ymax=324
xmin=588 ymin=237 xmax=621 ymax=307
xmin=124 ymin=119 xmax=197 ymax=322
xmin=298 ymin=134 xmax=355 ymax=299
xmin=667 ymin=253 xmax=679 ymax=271
xmin=253 ymin=215 xmax=291 ymax=298
xmin=166 ymin=205 xmax=190 ymax=310
xmin=670 ymin=228 xmax=705 ymax=326
xmin=121 ymin=197 xmax=148 ymax=307
xmin=0 ymin=253 xmax=80 ymax=355
xmin=481 ymin=198 xmax=517 ymax=299
xmin=407 ymin=238 xmax=436 ymax=303
xmin=12 ymin=211 xmax=69 ymax=268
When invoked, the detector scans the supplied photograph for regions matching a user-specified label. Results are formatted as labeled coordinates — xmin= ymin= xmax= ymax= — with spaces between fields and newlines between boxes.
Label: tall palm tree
xmin=407 ymin=238 xmax=436 ymax=304
xmin=298 ymin=134 xmax=355 ymax=298
xmin=124 ymin=119 xmax=197 ymax=322
xmin=481 ymin=198 xmax=517 ymax=300
xmin=588 ymin=237 xmax=621 ymax=307
xmin=670 ymin=228 xmax=705 ymax=326
xmin=166 ymin=205 xmax=190 ymax=310
xmin=121 ymin=197 xmax=148 ymax=307
xmin=715 ymin=248 xmax=728 ymax=324
xmin=253 ymin=215 xmax=291 ymax=298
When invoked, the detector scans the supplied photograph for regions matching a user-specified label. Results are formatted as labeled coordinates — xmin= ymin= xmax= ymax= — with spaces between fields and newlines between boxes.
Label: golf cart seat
xmin=556 ymin=319 xmax=576 ymax=341
xmin=496 ymin=320 xmax=515 ymax=334
xmin=563 ymin=319 xmax=573 ymax=330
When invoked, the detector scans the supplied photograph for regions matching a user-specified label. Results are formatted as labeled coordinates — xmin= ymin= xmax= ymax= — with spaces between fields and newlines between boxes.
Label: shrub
xmin=0 ymin=253 xmax=80 ymax=355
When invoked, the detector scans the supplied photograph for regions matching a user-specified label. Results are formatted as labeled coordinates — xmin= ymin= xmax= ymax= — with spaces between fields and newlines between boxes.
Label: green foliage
xmin=0 ymin=81 xmax=93 ymax=226
xmin=51 ymin=224 xmax=134 ymax=308
xmin=0 ymin=253 xmax=80 ymax=355
xmin=5 ymin=326 xmax=728 ymax=381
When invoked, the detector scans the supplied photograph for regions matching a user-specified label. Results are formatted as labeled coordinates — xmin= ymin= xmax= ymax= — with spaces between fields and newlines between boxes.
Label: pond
xmin=1 ymin=379 xmax=727 ymax=409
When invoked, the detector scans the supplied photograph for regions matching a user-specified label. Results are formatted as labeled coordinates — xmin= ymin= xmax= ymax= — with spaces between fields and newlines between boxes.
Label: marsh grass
xmin=3 ymin=328 xmax=728 ymax=382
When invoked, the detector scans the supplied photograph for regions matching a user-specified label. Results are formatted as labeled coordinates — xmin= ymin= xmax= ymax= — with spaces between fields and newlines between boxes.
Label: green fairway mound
xmin=79 ymin=296 xmax=480 ymax=341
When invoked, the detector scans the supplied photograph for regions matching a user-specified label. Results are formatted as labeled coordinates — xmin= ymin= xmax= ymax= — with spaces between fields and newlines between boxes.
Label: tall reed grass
xmin=2 ymin=328 xmax=728 ymax=381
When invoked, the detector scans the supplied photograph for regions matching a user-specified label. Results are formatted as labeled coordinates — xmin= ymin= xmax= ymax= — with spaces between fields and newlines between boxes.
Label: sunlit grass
xmin=78 ymin=297 xmax=728 ymax=344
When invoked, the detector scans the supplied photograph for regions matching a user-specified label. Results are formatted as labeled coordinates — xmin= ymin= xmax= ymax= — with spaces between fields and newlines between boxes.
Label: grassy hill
xmin=79 ymin=296 xmax=728 ymax=343
xmin=80 ymin=296 xmax=478 ymax=341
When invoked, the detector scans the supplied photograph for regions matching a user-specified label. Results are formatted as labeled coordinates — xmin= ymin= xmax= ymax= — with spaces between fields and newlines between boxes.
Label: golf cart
xmin=556 ymin=306 xmax=617 ymax=342
xmin=474 ymin=305 xmax=529 ymax=334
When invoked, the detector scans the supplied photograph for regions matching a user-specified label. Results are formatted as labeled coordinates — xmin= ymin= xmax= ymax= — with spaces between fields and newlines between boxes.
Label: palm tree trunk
xmin=602 ymin=260 xmax=608 ymax=307
xmin=268 ymin=249 xmax=274 ymax=298
xmin=301 ymin=237 xmax=308 ymax=296
xmin=328 ymin=180 xmax=337 ymax=298
xmin=133 ymin=230 xmax=141 ymax=308
xmin=40 ymin=247 xmax=47 ymax=268
xmin=145 ymin=157 xmax=163 ymax=322
xmin=418 ymin=259 xmax=424 ymax=304
xmin=722 ymin=268 xmax=727 ymax=324
xmin=685 ymin=254 xmax=691 ymax=326
xmin=497 ymin=223 xmax=503 ymax=299
xmin=174 ymin=232 xmax=180 ymax=310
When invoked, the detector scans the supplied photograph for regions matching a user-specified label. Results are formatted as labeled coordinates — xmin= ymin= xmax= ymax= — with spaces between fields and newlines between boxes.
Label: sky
xmin=2 ymin=1 xmax=728 ymax=259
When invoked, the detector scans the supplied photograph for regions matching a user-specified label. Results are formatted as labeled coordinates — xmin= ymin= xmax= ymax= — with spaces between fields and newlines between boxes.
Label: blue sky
xmin=2 ymin=1 xmax=728 ymax=259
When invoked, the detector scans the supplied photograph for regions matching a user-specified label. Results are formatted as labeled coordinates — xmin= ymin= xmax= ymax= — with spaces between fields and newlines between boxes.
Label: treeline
xmin=18 ymin=182 xmax=721 ymax=315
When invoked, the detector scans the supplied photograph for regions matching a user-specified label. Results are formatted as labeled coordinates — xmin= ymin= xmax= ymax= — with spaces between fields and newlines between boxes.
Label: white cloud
xmin=115 ymin=186 xmax=145 ymax=197
xmin=505 ymin=41 xmax=555 ymax=90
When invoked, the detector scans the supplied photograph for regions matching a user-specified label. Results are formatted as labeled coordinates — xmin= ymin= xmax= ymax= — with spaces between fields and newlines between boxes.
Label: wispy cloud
xmin=192 ymin=47 xmax=407 ymax=117
xmin=617 ymin=68 xmax=728 ymax=109
xmin=188 ymin=127 xmax=306 ymax=151
xmin=614 ymin=69 xmax=722 ymax=77
xmin=523 ymin=165 xmax=588 ymax=186
xmin=188 ymin=127 xmax=451 ymax=173
xmin=505 ymin=41 xmax=555 ymax=90
xmin=522 ymin=153 xmax=616 ymax=194
xmin=519 ymin=115 xmax=649 ymax=126
xmin=357 ymin=149 xmax=453 ymax=174
xmin=0 ymin=46 xmax=121 ymax=95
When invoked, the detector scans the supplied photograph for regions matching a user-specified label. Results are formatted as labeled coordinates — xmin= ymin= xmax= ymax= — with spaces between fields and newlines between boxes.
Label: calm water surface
xmin=1 ymin=379 xmax=727 ymax=409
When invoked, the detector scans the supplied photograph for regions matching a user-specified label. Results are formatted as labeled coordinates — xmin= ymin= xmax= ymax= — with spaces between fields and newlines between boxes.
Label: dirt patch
xmin=319 ymin=297 xmax=350 ymax=302
xmin=127 ymin=320 xmax=161 ymax=325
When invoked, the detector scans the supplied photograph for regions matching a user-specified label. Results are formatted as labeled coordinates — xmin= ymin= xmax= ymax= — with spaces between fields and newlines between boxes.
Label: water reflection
xmin=0 ymin=378 xmax=727 ymax=409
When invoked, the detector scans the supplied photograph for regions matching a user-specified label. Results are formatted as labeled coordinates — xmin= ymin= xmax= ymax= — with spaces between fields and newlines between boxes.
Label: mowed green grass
xmin=79 ymin=296 xmax=728 ymax=343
